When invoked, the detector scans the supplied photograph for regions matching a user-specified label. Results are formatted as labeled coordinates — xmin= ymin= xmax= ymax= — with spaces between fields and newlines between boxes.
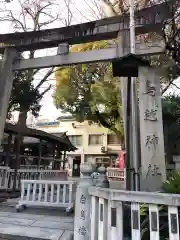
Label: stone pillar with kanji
xmin=139 ymin=66 xmax=166 ymax=191
xmin=74 ymin=163 xmax=94 ymax=240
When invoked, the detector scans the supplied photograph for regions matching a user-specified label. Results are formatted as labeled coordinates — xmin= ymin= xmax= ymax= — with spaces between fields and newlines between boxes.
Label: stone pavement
xmin=0 ymin=199 xmax=74 ymax=240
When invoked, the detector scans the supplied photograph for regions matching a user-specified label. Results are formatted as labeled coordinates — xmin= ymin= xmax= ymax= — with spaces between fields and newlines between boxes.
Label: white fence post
xmin=74 ymin=163 xmax=94 ymax=240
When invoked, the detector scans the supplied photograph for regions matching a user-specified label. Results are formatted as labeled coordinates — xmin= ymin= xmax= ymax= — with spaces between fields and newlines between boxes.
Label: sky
xmin=0 ymin=0 xmax=98 ymax=123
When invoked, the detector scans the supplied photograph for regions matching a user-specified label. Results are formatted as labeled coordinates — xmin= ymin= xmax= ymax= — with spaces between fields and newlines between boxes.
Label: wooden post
xmin=0 ymin=48 xmax=18 ymax=147
xmin=63 ymin=150 xmax=66 ymax=169
xmin=5 ymin=133 xmax=12 ymax=166
xmin=52 ymin=146 xmax=56 ymax=169
xmin=13 ymin=132 xmax=21 ymax=191
xmin=37 ymin=140 xmax=42 ymax=170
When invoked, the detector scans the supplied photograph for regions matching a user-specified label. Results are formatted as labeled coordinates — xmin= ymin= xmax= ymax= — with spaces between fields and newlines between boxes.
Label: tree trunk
xmin=13 ymin=111 xmax=27 ymax=192
xmin=13 ymin=133 xmax=21 ymax=192
xmin=17 ymin=111 xmax=28 ymax=127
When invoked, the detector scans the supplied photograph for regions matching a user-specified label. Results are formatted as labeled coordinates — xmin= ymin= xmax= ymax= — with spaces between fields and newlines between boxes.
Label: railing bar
xmin=98 ymin=198 xmax=107 ymax=240
xmin=98 ymin=198 xmax=104 ymax=240
xmin=44 ymin=183 xmax=48 ymax=202
xmin=38 ymin=183 xmax=42 ymax=202
xmin=5 ymin=171 xmax=9 ymax=190
xmin=91 ymin=196 xmax=99 ymax=240
xmin=20 ymin=181 xmax=25 ymax=200
xmin=50 ymin=184 xmax=54 ymax=203
xmin=32 ymin=183 xmax=37 ymax=201
xmin=107 ymin=200 xmax=112 ymax=240
xmin=131 ymin=202 xmax=140 ymax=240
xmin=107 ymin=201 xmax=123 ymax=240
xmin=68 ymin=184 xmax=72 ymax=203
xmin=56 ymin=184 xmax=60 ymax=203
xmin=168 ymin=206 xmax=179 ymax=240
xmin=26 ymin=183 xmax=31 ymax=201
xmin=116 ymin=202 xmax=123 ymax=240
xmin=149 ymin=204 xmax=159 ymax=240
xmin=62 ymin=184 xmax=66 ymax=203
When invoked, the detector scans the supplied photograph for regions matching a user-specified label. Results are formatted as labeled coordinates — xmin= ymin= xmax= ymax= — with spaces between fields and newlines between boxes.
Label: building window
xmin=89 ymin=134 xmax=102 ymax=145
xmin=96 ymin=157 xmax=110 ymax=168
xmin=68 ymin=135 xmax=82 ymax=146
xmin=107 ymin=134 xmax=120 ymax=145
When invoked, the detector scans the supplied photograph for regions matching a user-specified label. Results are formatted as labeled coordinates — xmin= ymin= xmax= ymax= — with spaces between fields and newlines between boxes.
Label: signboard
xmin=36 ymin=121 xmax=60 ymax=128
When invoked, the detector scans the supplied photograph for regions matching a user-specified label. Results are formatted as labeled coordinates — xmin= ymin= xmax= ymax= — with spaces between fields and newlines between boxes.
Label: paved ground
xmin=0 ymin=199 xmax=74 ymax=240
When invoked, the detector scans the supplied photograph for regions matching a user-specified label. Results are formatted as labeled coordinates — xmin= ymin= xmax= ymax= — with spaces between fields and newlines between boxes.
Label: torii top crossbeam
xmin=0 ymin=0 xmax=174 ymax=53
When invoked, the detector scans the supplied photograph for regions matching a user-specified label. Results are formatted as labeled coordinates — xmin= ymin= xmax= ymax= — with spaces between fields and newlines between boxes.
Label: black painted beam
xmin=0 ymin=0 xmax=174 ymax=52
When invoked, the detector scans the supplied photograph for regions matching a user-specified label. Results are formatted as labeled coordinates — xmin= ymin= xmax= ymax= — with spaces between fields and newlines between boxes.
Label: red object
xmin=118 ymin=151 xmax=125 ymax=169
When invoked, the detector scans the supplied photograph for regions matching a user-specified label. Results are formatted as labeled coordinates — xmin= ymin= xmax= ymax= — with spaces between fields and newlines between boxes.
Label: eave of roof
xmin=4 ymin=123 xmax=77 ymax=152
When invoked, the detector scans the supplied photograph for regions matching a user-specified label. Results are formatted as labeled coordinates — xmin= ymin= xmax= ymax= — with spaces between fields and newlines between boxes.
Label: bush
xmin=161 ymin=170 xmax=180 ymax=194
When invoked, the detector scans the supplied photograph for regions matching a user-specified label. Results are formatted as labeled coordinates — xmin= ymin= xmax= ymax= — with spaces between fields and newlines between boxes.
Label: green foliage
xmin=162 ymin=94 xmax=180 ymax=158
xmin=8 ymin=71 xmax=41 ymax=119
xmin=162 ymin=170 xmax=180 ymax=194
xmin=53 ymin=41 xmax=124 ymax=140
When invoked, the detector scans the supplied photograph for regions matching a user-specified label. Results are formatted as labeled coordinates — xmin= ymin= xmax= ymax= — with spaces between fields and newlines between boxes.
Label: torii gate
xmin=0 ymin=0 xmax=174 ymax=192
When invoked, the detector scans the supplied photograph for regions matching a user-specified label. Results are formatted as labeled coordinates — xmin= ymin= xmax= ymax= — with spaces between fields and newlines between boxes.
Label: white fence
xmin=17 ymin=180 xmax=75 ymax=212
xmin=20 ymin=165 xmax=47 ymax=170
xmin=106 ymin=167 xmax=125 ymax=181
xmin=0 ymin=167 xmax=68 ymax=190
xmin=89 ymin=187 xmax=180 ymax=240
xmin=106 ymin=167 xmax=126 ymax=190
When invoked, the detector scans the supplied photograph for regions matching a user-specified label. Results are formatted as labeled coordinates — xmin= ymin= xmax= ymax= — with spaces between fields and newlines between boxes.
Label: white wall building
xmin=35 ymin=116 xmax=122 ymax=168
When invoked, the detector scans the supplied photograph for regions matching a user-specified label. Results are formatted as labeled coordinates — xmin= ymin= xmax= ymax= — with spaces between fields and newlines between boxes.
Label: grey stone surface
xmin=0 ymin=224 xmax=64 ymax=240
xmin=32 ymin=220 xmax=73 ymax=231
xmin=0 ymin=217 xmax=35 ymax=226
xmin=139 ymin=66 xmax=166 ymax=191
xmin=0 ymin=206 xmax=74 ymax=240
xmin=0 ymin=212 xmax=11 ymax=217
xmin=60 ymin=231 xmax=73 ymax=240
xmin=8 ymin=213 xmax=42 ymax=220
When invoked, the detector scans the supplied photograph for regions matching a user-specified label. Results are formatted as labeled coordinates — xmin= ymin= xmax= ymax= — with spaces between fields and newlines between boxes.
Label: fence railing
xmin=89 ymin=187 xmax=180 ymax=240
xmin=106 ymin=167 xmax=126 ymax=190
xmin=20 ymin=165 xmax=47 ymax=170
xmin=0 ymin=167 xmax=68 ymax=191
xmin=17 ymin=180 xmax=75 ymax=212
xmin=106 ymin=167 xmax=125 ymax=181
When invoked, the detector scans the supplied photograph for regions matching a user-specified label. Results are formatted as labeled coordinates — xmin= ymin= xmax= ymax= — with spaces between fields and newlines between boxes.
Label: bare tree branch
xmin=38 ymin=84 xmax=52 ymax=100
xmin=34 ymin=67 xmax=54 ymax=90
xmin=2 ymin=0 xmax=74 ymax=125
xmin=171 ymin=82 xmax=180 ymax=90
xmin=63 ymin=0 xmax=73 ymax=26
xmin=161 ymin=78 xmax=175 ymax=95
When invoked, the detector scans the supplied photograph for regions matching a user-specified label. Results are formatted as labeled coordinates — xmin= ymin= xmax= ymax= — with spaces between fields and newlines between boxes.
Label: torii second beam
xmin=12 ymin=41 xmax=165 ymax=70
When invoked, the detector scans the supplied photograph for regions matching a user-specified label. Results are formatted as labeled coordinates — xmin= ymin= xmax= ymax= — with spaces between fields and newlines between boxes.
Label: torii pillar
xmin=112 ymin=54 xmax=166 ymax=191
xmin=0 ymin=47 xmax=18 ymax=146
